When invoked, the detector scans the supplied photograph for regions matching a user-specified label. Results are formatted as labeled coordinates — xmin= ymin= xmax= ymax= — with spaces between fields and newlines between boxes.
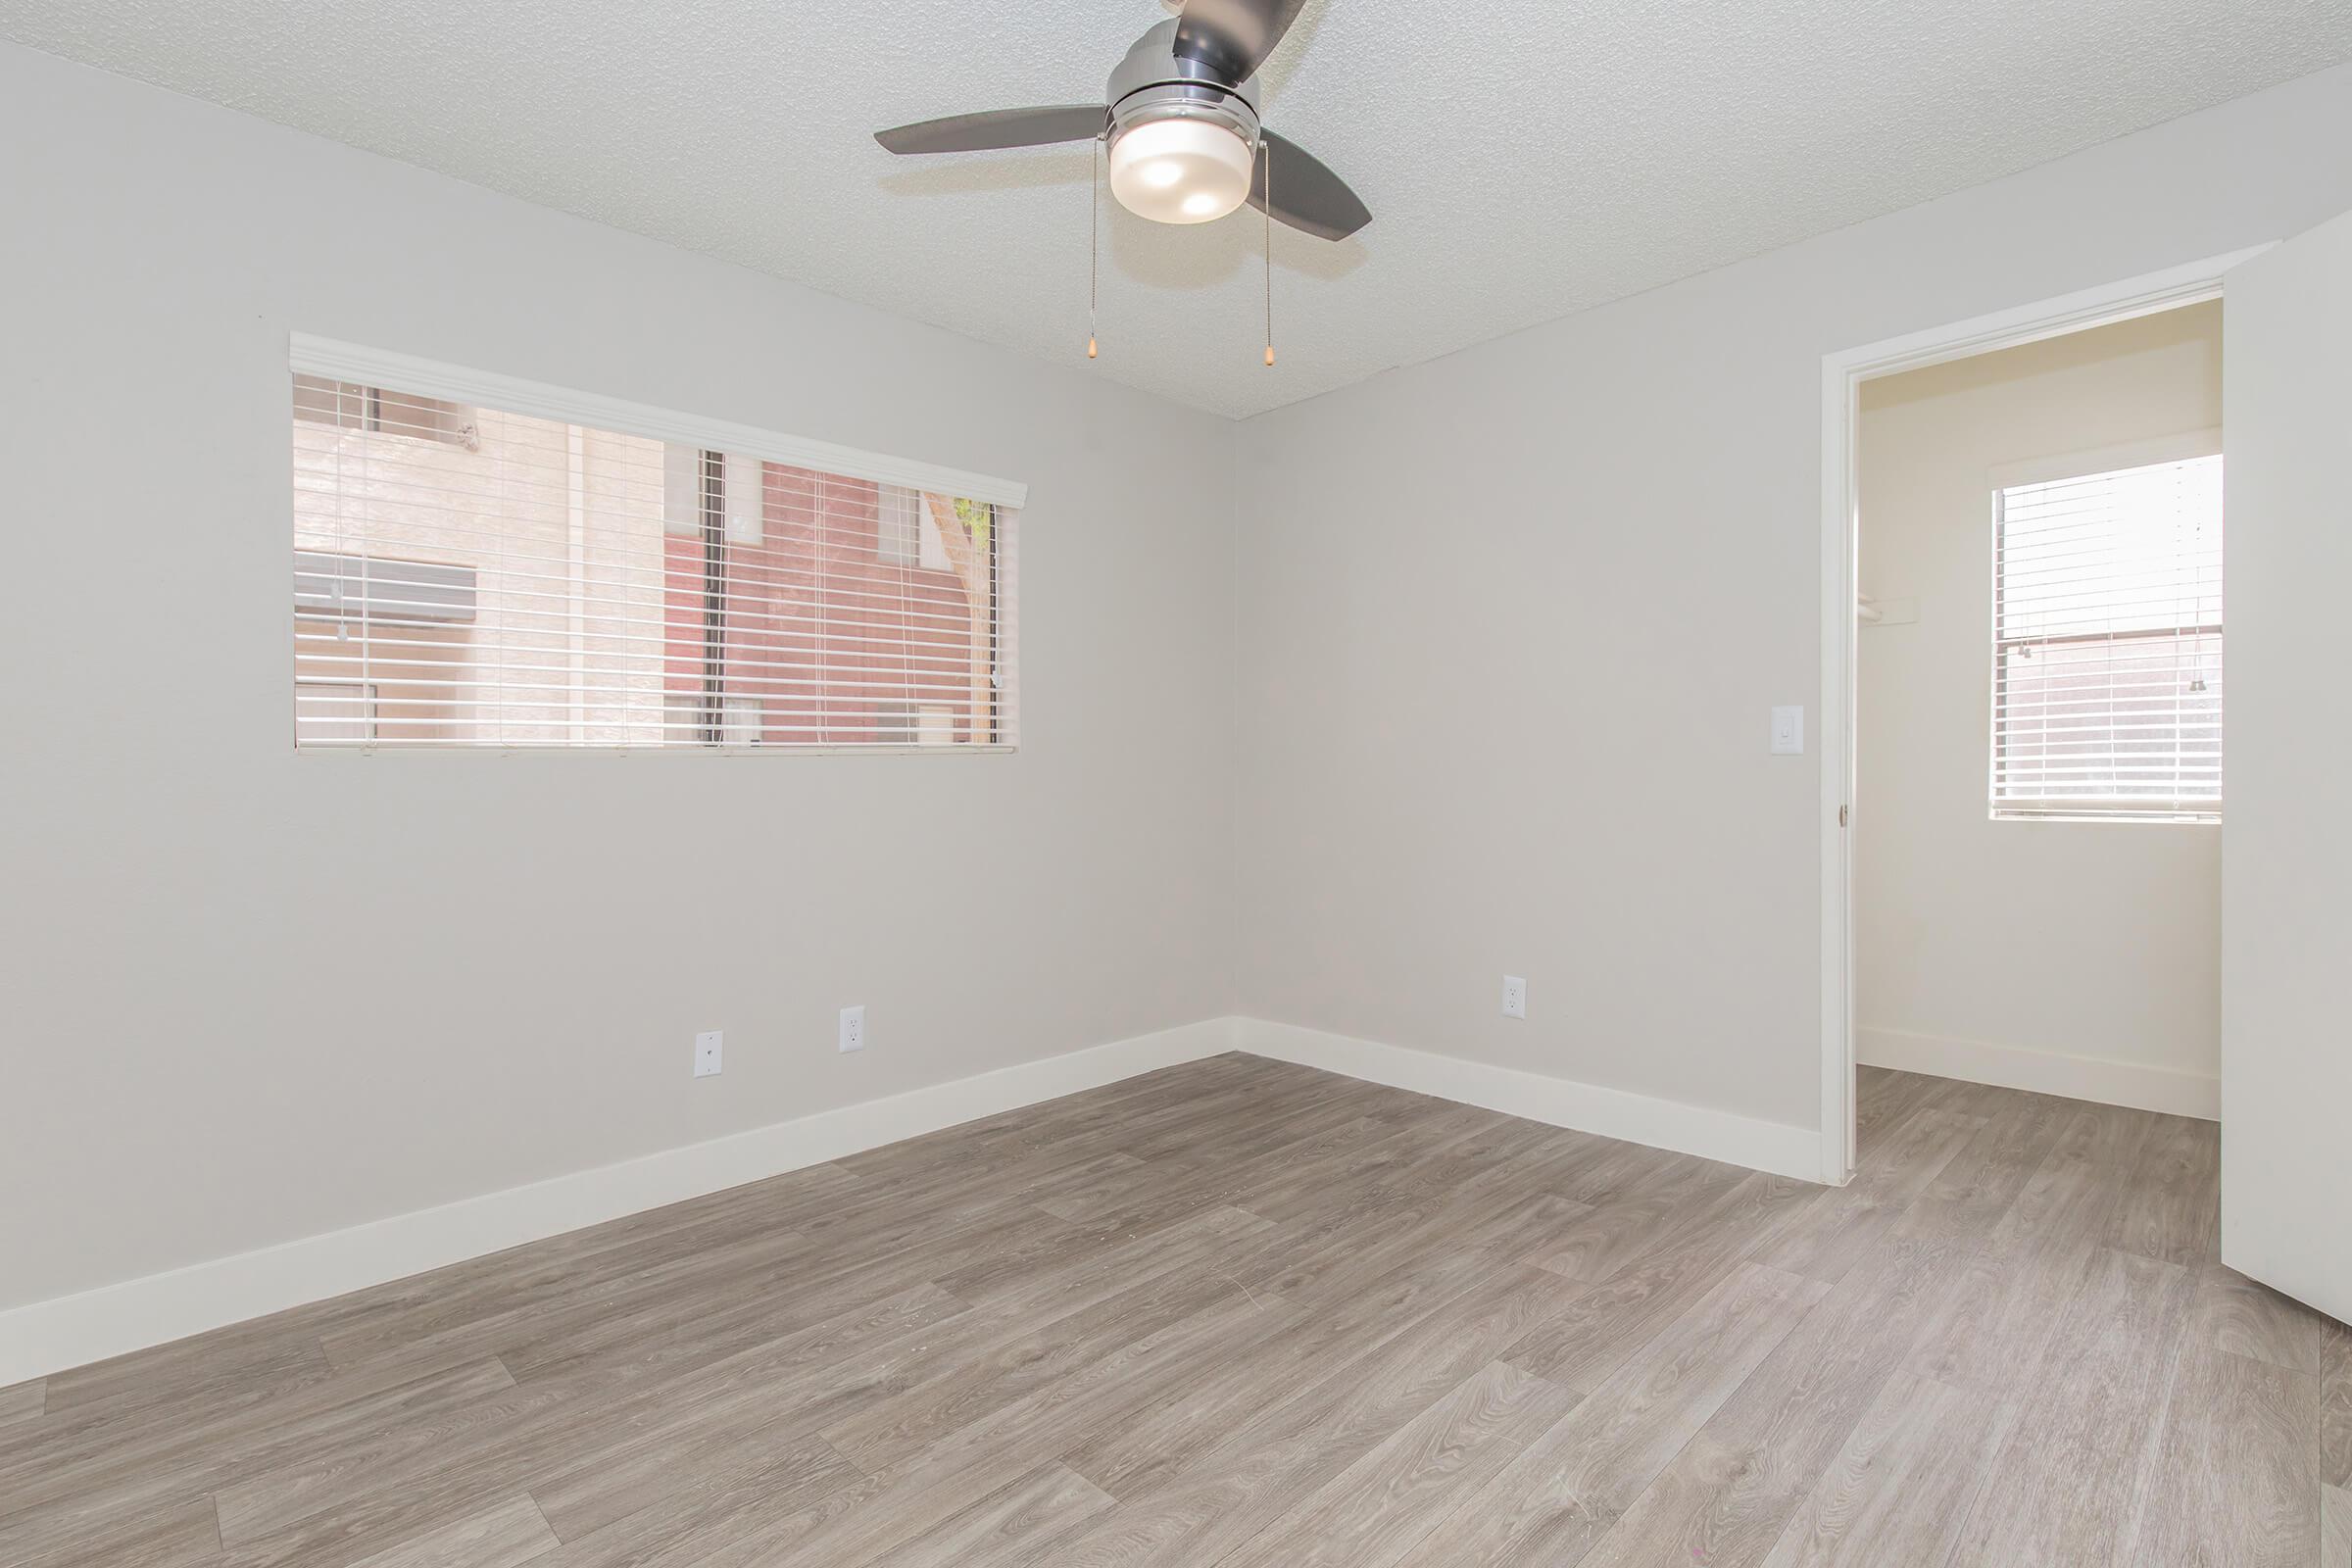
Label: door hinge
xmin=1838 ymin=804 xmax=1849 ymax=827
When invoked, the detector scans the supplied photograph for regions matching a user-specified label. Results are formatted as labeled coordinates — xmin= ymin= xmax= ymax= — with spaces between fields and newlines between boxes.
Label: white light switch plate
xmin=694 ymin=1030 xmax=723 ymax=1078
xmin=839 ymin=1005 xmax=865 ymax=1054
xmin=1501 ymin=975 xmax=1527 ymax=1019
xmin=1770 ymin=706 xmax=1805 ymax=756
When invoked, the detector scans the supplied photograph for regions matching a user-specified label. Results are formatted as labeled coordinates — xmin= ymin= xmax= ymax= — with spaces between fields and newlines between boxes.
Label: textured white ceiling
xmin=6 ymin=0 xmax=2347 ymax=416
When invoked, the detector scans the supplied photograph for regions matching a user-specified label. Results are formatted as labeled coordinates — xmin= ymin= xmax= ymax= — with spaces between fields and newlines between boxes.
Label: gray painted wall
xmin=0 ymin=42 xmax=1237 ymax=1311
xmin=1232 ymin=64 xmax=2352 ymax=1130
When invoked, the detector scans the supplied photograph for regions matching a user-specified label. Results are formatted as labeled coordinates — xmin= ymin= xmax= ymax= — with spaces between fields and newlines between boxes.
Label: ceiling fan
xmin=873 ymin=0 xmax=1370 ymax=243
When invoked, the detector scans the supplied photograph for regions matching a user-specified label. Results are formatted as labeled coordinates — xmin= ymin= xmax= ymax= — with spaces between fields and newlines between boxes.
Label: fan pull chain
xmin=1262 ymin=140 xmax=1275 ymax=368
xmin=1087 ymin=135 xmax=1101 ymax=361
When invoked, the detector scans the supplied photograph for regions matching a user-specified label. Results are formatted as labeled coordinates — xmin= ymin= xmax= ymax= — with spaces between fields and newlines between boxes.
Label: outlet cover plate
xmin=694 ymin=1030 xmax=723 ymax=1078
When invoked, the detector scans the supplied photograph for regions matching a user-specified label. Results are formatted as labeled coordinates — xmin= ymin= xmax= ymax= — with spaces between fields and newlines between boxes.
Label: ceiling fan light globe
xmin=1108 ymin=117 xmax=1252 ymax=224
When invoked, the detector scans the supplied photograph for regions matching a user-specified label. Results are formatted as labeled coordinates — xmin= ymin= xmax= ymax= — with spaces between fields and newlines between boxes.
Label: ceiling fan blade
xmin=1174 ymin=0 xmax=1311 ymax=82
xmin=1249 ymin=130 xmax=1370 ymax=241
xmin=874 ymin=105 xmax=1105 ymax=156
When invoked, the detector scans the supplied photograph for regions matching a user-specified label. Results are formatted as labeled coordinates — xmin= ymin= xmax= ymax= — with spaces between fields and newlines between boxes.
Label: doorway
xmin=1815 ymin=246 xmax=2265 ymax=1183
xmin=1849 ymin=303 xmax=2224 ymax=1168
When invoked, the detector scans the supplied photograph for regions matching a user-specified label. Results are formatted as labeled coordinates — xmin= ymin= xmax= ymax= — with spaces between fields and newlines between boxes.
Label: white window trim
xmin=288 ymin=335 xmax=1027 ymax=511
xmin=1985 ymin=427 xmax=2225 ymax=826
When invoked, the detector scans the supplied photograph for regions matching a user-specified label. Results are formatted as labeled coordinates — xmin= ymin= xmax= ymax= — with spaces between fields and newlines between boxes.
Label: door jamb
xmin=1815 ymin=244 xmax=2271 ymax=1186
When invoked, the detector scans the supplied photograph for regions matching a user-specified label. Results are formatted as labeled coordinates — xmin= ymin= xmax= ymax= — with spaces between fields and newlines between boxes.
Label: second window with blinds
xmin=292 ymin=373 xmax=1016 ymax=750
xmin=1990 ymin=449 xmax=2222 ymax=822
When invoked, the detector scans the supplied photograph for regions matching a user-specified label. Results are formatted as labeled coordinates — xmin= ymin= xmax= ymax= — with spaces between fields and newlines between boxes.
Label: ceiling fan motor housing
xmin=1106 ymin=20 xmax=1261 ymax=150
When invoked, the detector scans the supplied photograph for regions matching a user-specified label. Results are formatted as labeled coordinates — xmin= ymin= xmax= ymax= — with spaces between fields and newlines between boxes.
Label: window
xmin=876 ymin=484 xmax=954 ymax=570
xmin=720 ymin=696 xmax=764 ymax=746
xmin=294 ymin=680 xmax=376 ymax=745
xmin=873 ymin=700 xmax=956 ymax=746
xmin=662 ymin=694 xmax=764 ymax=746
xmin=295 ymin=550 xmax=477 ymax=623
xmin=1990 ymin=452 xmax=2222 ymax=822
xmin=664 ymin=449 xmax=762 ymax=546
xmin=876 ymin=485 xmax=920 ymax=567
xmin=294 ymin=375 xmax=479 ymax=452
xmin=291 ymin=351 xmax=1018 ymax=750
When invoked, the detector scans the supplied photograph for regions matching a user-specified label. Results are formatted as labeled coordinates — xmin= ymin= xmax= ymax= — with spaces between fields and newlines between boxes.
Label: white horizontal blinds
xmin=292 ymin=375 xmax=1016 ymax=749
xmin=1991 ymin=454 xmax=2222 ymax=820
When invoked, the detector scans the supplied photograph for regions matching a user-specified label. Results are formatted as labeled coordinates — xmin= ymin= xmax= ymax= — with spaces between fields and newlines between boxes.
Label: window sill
xmin=1989 ymin=807 xmax=2220 ymax=826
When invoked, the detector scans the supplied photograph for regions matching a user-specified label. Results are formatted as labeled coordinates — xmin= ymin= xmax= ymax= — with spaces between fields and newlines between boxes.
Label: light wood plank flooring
xmin=3 ymin=1054 xmax=2341 ymax=1566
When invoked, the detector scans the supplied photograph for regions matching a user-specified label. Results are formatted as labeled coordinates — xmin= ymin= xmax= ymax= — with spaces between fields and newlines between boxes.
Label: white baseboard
xmin=1233 ymin=1018 xmax=1826 ymax=1184
xmin=0 ymin=1017 xmax=1237 ymax=1388
xmin=1856 ymin=1026 xmax=2218 ymax=1121
xmin=3 ymin=1013 xmax=1840 ymax=1386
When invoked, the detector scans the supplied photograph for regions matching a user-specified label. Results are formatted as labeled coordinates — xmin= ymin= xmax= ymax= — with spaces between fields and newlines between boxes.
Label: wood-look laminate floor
xmin=5 ymin=1054 xmax=2345 ymax=1567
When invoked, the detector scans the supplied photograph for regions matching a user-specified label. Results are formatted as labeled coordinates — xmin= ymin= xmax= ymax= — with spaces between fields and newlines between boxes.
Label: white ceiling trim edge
xmin=287 ymin=332 xmax=1031 ymax=509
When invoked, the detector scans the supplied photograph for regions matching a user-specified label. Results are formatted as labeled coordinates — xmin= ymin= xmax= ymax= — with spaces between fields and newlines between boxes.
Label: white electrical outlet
xmin=839 ymin=1004 xmax=865 ymax=1054
xmin=694 ymin=1030 xmax=723 ymax=1078
xmin=1501 ymin=976 xmax=1527 ymax=1019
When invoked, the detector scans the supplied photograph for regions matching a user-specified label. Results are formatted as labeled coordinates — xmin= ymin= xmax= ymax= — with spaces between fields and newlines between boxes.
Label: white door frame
xmin=1815 ymin=244 xmax=2271 ymax=1186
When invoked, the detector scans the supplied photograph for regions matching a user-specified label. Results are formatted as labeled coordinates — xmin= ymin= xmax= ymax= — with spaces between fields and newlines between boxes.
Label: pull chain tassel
xmin=1262 ymin=139 xmax=1275 ymax=368
xmin=1087 ymin=135 xmax=1101 ymax=361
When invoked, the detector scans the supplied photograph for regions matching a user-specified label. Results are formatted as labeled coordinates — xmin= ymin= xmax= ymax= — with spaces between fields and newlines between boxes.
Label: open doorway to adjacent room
xmin=1845 ymin=300 xmax=2224 ymax=1168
